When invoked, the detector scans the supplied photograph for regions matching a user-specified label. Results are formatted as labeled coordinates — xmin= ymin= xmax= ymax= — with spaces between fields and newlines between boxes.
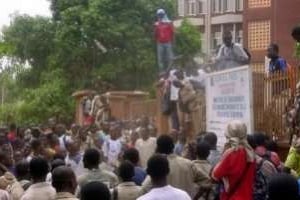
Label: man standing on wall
xmin=155 ymin=9 xmax=174 ymax=72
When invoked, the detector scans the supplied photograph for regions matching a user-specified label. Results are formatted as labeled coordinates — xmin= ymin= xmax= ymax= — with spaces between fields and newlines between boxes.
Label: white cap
xmin=156 ymin=9 xmax=165 ymax=15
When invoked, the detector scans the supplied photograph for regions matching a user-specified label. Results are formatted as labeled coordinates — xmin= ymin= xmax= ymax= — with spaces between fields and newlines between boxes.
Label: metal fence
xmin=252 ymin=67 xmax=299 ymax=139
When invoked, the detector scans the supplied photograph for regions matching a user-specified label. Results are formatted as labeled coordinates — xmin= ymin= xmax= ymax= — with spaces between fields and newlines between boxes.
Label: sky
xmin=0 ymin=0 xmax=51 ymax=29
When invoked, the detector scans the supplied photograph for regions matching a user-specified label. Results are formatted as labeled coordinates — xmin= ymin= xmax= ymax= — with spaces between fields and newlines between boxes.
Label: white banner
xmin=206 ymin=65 xmax=253 ymax=149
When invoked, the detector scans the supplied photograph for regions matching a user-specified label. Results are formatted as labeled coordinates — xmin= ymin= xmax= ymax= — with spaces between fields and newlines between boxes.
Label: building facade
xmin=175 ymin=0 xmax=244 ymax=58
xmin=243 ymin=0 xmax=300 ymax=71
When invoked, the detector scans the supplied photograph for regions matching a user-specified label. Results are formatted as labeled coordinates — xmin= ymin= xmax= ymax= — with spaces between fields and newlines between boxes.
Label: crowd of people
xmin=0 ymin=118 xmax=300 ymax=200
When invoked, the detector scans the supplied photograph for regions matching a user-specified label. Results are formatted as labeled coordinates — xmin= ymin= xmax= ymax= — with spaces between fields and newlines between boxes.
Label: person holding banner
xmin=215 ymin=31 xmax=250 ymax=71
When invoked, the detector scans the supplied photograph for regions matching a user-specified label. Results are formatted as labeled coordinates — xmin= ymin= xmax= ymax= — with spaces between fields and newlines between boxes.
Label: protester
xmin=77 ymin=148 xmax=118 ymax=193
xmin=80 ymin=182 xmax=111 ymax=200
xmin=174 ymin=70 xmax=201 ymax=138
xmin=7 ymin=124 xmax=17 ymax=144
xmin=65 ymin=138 xmax=85 ymax=177
xmin=155 ymin=9 xmax=174 ymax=72
xmin=56 ymin=124 xmax=68 ymax=153
xmin=285 ymin=138 xmax=300 ymax=177
xmin=267 ymin=43 xmax=287 ymax=73
xmin=123 ymin=148 xmax=147 ymax=186
xmin=215 ymin=31 xmax=249 ymax=70
xmin=86 ymin=124 xmax=102 ymax=150
xmin=192 ymin=141 xmax=213 ymax=200
xmin=212 ymin=120 xmax=256 ymax=200
xmin=15 ymin=161 xmax=31 ymax=190
xmin=102 ymin=125 xmax=122 ymax=171
xmin=138 ymin=154 xmax=191 ymax=200
xmin=21 ymin=157 xmax=56 ymax=200
xmin=46 ymin=159 xmax=66 ymax=183
xmin=203 ymin=132 xmax=221 ymax=167
xmin=142 ymin=135 xmax=194 ymax=196
xmin=26 ymin=139 xmax=44 ymax=162
xmin=268 ymin=173 xmax=300 ymax=200
xmin=135 ymin=127 xmax=157 ymax=168
xmin=247 ymin=135 xmax=278 ymax=181
xmin=292 ymin=25 xmax=300 ymax=43
xmin=174 ymin=133 xmax=186 ymax=156
xmin=113 ymin=161 xmax=141 ymax=200
xmin=52 ymin=166 xmax=78 ymax=200
xmin=0 ymin=150 xmax=14 ymax=176
xmin=0 ymin=171 xmax=24 ymax=200
xmin=253 ymin=132 xmax=281 ymax=170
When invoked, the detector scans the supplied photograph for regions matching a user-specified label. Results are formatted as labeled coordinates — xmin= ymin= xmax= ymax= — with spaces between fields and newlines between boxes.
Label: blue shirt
xmin=269 ymin=57 xmax=287 ymax=73
xmin=132 ymin=166 xmax=147 ymax=186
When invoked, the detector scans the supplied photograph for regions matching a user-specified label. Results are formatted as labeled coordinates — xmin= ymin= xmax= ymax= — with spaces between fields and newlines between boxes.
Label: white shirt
xmin=21 ymin=182 xmax=56 ymax=200
xmin=169 ymin=69 xmax=180 ymax=101
xmin=102 ymin=139 xmax=122 ymax=168
xmin=137 ymin=185 xmax=191 ymax=200
xmin=65 ymin=152 xmax=85 ymax=177
xmin=187 ymin=69 xmax=207 ymax=88
xmin=135 ymin=137 xmax=157 ymax=168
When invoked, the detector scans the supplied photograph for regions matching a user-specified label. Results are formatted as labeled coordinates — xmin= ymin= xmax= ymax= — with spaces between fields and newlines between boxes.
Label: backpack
xmin=260 ymin=151 xmax=281 ymax=172
xmin=253 ymin=159 xmax=268 ymax=200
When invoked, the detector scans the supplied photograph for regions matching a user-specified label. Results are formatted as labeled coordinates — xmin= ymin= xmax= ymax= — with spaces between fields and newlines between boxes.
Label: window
xmin=178 ymin=0 xmax=185 ymax=16
xmin=248 ymin=0 xmax=271 ymax=8
xmin=212 ymin=31 xmax=222 ymax=50
xmin=218 ymin=0 xmax=222 ymax=12
xmin=236 ymin=30 xmax=243 ymax=44
xmin=212 ymin=0 xmax=220 ymax=13
xmin=236 ymin=0 xmax=243 ymax=11
xmin=199 ymin=1 xmax=203 ymax=14
xmin=188 ymin=0 xmax=196 ymax=16
xmin=223 ymin=0 xmax=228 ymax=12
xmin=248 ymin=20 xmax=271 ymax=50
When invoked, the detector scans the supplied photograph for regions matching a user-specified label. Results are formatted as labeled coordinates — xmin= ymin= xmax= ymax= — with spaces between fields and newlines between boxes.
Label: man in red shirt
xmin=154 ymin=9 xmax=174 ymax=72
xmin=7 ymin=123 xmax=17 ymax=143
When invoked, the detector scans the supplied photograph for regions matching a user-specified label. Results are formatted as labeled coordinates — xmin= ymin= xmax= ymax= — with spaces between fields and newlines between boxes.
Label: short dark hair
xmin=31 ymin=139 xmax=42 ymax=151
xmin=292 ymin=26 xmax=300 ymax=39
xmin=51 ymin=159 xmax=65 ymax=172
xmin=15 ymin=160 xmax=29 ymax=179
xmin=81 ymin=182 xmax=111 ymax=200
xmin=268 ymin=174 xmax=299 ymax=200
xmin=269 ymin=43 xmax=279 ymax=53
xmin=83 ymin=149 xmax=100 ymax=168
xmin=52 ymin=166 xmax=76 ymax=192
xmin=147 ymin=154 xmax=169 ymax=179
xmin=123 ymin=148 xmax=139 ymax=165
xmin=203 ymin=132 xmax=217 ymax=149
xmin=196 ymin=141 xmax=210 ymax=160
xmin=156 ymin=135 xmax=174 ymax=154
xmin=223 ymin=30 xmax=232 ymax=37
xmin=118 ymin=161 xmax=134 ymax=182
xmin=253 ymin=132 xmax=267 ymax=146
xmin=29 ymin=157 xmax=49 ymax=179
xmin=247 ymin=134 xmax=257 ymax=149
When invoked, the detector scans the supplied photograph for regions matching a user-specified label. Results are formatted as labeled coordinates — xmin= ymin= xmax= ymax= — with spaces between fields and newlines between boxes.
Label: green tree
xmin=175 ymin=18 xmax=202 ymax=67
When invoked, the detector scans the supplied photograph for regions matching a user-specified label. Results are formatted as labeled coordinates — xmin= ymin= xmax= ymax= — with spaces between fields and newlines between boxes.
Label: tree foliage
xmin=175 ymin=18 xmax=202 ymax=66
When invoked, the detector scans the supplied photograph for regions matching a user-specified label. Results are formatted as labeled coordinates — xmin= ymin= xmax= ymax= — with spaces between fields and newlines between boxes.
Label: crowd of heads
xmin=0 ymin=118 xmax=300 ymax=200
